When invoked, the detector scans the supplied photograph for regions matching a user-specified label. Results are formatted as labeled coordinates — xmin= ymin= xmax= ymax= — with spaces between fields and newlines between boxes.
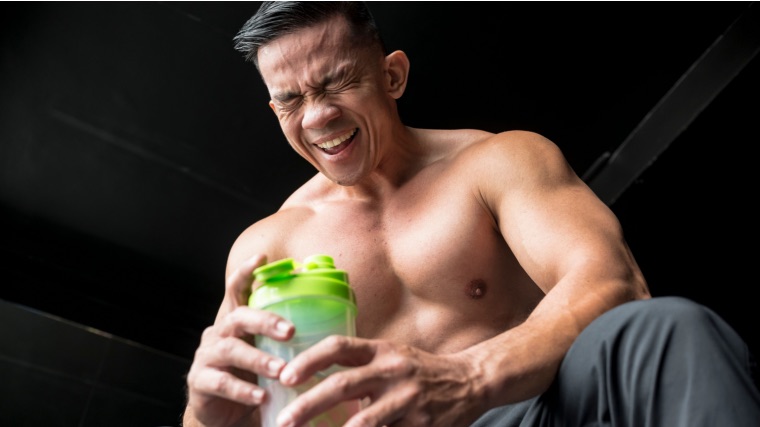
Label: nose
xmin=301 ymin=97 xmax=340 ymax=129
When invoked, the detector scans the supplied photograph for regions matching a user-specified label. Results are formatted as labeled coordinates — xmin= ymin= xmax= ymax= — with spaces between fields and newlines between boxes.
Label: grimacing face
xmin=257 ymin=16 xmax=403 ymax=186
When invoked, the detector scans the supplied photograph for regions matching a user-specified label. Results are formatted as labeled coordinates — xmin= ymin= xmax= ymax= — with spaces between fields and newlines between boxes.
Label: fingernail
xmin=267 ymin=359 xmax=284 ymax=376
xmin=276 ymin=320 xmax=292 ymax=335
xmin=277 ymin=410 xmax=294 ymax=427
xmin=280 ymin=366 xmax=295 ymax=385
xmin=252 ymin=388 xmax=265 ymax=403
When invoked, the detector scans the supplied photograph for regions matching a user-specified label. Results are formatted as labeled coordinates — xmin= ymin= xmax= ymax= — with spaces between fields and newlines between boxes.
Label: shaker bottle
xmin=250 ymin=254 xmax=361 ymax=427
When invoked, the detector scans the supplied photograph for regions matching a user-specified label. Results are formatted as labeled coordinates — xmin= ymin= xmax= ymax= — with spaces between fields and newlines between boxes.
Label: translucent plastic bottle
xmin=250 ymin=254 xmax=360 ymax=427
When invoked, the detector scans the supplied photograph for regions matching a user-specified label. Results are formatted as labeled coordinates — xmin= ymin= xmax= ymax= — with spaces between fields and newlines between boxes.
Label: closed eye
xmin=272 ymin=95 xmax=303 ymax=112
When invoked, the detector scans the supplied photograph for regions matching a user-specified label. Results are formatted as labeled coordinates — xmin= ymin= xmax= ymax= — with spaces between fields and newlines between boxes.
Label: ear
xmin=268 ymin=100 xmax=276 ymax=114
xmin=384 ymin=50 xmax=410 ymax=99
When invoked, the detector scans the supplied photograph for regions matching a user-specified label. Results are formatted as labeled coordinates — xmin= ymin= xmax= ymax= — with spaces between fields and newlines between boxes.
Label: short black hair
xmin=233 ymin=1 xmax=386 ymax=71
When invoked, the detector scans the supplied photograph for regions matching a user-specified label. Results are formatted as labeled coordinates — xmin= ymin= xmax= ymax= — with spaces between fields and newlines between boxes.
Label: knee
xmin=563 ymin=297 xmax=735 ymax=379
xmin=582 ymin=296 xmax=748 ymax=361
xmin=573 ymin=296 xmax=725 ymax=355
xmin=622 ymin=296 xmax=712 ymax=327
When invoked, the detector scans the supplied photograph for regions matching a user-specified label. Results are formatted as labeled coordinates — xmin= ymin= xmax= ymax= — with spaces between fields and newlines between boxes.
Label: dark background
xmin=1 ymin=2 xmax=758 ymax=426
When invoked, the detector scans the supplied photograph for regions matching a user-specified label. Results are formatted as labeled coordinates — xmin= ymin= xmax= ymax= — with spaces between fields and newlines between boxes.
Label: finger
xmin=224 ymin=254 xmax=267 ymax=307
xmin=276 ymin=366 xmax=381 ymax=427
xmin=217 ymin=306 xmax=294 ymax=342
xmin=188 ymin=364 xmax=267 ymax=406
xmin=197 ymin=335 xmax=287 ymax=380
xmin=345 ymin=388 xmax=419 ymax=427
xmin=280 ymin=335 xmax=376 ymax=386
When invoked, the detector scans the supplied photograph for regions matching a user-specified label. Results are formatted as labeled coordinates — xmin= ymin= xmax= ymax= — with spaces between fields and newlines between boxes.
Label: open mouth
xmin=316 ymin=128 xmax=357 ymax=154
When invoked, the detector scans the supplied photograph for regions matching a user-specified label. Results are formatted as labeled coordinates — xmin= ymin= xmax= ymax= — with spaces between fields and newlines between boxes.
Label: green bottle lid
xmin=249 ymin=254 xmax=356 ymax=310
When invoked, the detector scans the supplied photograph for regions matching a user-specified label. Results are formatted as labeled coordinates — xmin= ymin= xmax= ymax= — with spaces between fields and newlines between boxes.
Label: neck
xmin=344 ymin=126 xmax=428 ymax=198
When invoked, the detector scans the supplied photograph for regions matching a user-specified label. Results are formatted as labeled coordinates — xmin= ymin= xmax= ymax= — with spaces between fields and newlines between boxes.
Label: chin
xmin=329 ymin=172 xmax=363 ymax=187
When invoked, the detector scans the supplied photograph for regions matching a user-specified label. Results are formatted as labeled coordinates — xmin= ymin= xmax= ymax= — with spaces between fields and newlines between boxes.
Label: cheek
xmin=278 ymin=115 xmax=301 ymax=139
xmin=276 ymin=119 xmax=301 ymax=149
xmin=350 ymin=88 xmax=392 ymax=114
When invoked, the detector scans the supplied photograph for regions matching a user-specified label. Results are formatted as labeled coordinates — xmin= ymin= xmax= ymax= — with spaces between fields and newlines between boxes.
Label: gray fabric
xmin=471 ymin=297 xmax=760 ymax=427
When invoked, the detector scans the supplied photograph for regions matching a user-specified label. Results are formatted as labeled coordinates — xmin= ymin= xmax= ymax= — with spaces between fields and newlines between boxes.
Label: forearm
xmin=463 ymin=276 xmax=647 ymax=408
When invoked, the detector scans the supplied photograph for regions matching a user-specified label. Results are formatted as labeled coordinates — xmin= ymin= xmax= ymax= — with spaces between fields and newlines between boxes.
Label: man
xmin=183 ymin=2 xmax=760 ymax=426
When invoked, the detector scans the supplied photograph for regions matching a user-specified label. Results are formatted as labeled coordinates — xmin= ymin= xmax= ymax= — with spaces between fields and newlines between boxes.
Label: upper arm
xmin=473 ymin=131 xmax=647 ymax=298
xmin=213 ymin=211 xmax=296 ymax=324
xmin=225 ymin=219 xmax=279 ymax=278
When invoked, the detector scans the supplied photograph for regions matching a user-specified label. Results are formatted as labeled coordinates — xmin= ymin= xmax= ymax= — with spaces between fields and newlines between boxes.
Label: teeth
xmin=317 ymin=129 xmax=356 ymax=149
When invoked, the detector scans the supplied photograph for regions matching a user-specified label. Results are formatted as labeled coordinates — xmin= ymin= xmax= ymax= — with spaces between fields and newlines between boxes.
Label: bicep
xmin=214 ymin=218 xmax=284 ymax=324
xmin=479 ymin=132 xmax=638 ymax=293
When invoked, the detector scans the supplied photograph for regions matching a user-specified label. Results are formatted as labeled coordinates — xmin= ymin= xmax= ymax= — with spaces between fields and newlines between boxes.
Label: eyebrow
xmin=271 ymin=66 xmax=349 ymax=102
xmin=316 ymin=72 xmax=340 ymax=88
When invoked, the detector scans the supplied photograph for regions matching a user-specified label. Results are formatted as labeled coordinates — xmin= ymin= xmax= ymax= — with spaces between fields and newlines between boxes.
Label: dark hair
xmin=233 ymin=1 xmax=386 ymax=70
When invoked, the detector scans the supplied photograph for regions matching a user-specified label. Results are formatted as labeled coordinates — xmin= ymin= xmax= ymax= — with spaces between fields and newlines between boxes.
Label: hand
xmin=274 ymin=336 xmax=488 ymax=427
xmin=185 ymin=255 xmax=296 ymax=427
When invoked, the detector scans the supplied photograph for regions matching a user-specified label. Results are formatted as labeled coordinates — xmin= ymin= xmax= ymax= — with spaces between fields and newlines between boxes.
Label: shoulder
xmin=449 ymin=130 xmax=582 ymax=216
xmin=412 ymin=127 xmax=572 ymax=187
xmin=226 ymin=175 xmax=324 ymax=275
xmin=453 ymin=130 xmax=572 ymax=181
xmin=462 ymin=130 xmax=561 ymax=161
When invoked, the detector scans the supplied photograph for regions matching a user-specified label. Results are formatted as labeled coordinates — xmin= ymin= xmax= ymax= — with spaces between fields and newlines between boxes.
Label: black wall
xmin=1 ymin=2 xmax=758 ymax=426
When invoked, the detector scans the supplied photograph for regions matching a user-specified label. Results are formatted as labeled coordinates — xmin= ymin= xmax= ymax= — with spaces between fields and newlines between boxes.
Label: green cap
xmin=249 ymin=254 xmax=356 ymax=310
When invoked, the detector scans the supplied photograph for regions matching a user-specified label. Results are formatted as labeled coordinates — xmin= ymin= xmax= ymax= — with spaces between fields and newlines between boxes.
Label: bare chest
xmin=282 ymin=178 xmax=542 ymax=352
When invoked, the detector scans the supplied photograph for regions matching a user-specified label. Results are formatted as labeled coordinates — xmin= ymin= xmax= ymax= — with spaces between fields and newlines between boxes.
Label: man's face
xmin=257 ymin=16 xmax=391 ymax=186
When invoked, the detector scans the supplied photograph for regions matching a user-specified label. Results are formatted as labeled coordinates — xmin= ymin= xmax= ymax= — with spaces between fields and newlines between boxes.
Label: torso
xmin=238 ymin=129 xmax=546 ymax=354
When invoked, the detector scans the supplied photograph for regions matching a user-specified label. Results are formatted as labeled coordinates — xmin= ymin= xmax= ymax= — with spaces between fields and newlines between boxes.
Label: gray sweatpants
xmin=471 ymin=297 xmax=760 ymax=426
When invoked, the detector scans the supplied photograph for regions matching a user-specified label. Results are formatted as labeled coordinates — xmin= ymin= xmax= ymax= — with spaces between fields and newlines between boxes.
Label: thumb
xmin=222 ymin=254 xmax=268 ymax=313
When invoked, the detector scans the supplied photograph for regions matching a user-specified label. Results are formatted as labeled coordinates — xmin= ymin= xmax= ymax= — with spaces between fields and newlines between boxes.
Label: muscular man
xmin=183 ymin=3 xmax=760 ymax=426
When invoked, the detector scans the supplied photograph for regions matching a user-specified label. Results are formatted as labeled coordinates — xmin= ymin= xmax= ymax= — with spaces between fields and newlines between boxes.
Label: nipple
xmin=465 ymin=279 xmax=487 ymax=299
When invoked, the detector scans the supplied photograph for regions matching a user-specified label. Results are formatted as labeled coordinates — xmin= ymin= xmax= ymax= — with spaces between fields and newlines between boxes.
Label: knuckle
xmin=210 ymin=371 xmax=231 ymax=394
xmin=323 ymin=334 xmax=352 ymax=351
xmin=326 ymin=372 xmax=352 ymax=393
xmin=226 ymin=306 xmax=253 ymax=328
xmin=255 ymin=354 xmax=272 ymax=373
xmin=193 ymin=343 xmax=212 ymax=364
xmin=200 ymin=325 xmax=217 ymax=341
xmin=267 ymin=312 xmax=281 ymax=329
xmin=185 ymin=367 xmax=198 ymax=385
xmin=383 ymin=354 xmax=415 ymax=377
xmin=216 ymin=337 xmax=237 ymax=357
xmin=228 ymin=306 xmax=246 ymax=320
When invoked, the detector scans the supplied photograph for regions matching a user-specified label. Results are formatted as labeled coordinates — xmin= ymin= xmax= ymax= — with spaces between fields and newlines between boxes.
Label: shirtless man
xmin=183 ymin=3 xmax=760 ymax=426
